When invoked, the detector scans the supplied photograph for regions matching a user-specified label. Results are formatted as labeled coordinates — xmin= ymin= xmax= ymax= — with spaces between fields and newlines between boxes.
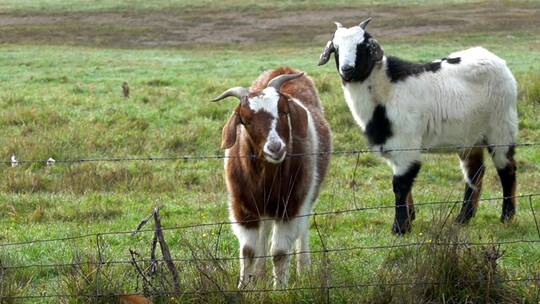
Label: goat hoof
xmin=455 ymin=214 xmax=472 ymax=225
xmin=392 ymin=221 xmax=411 ymax=235
xmin=237 ymin=275 xmax=256 ymax=290
xmin=500 ymin=212 xmax=515 ymax=223
xmin=455 ymin=207 xmax=476 ymax=224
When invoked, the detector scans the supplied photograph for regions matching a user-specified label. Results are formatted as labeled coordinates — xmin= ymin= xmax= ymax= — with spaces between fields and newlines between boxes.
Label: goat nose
xmin=267 ymin=142 xmax=282 ymax=154
xmin=341 ymin=65 xmax=354 ymax=77
xmin=342 ymin=65 xmax=354 ymax=72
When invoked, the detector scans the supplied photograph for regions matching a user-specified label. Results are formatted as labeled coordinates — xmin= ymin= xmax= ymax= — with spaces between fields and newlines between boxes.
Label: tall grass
xmin=59 ymin=253 xmax=130 ymax=304
xmin=519 ymin=73 xmax=540 ymax=105
xmin=367 ymin=221 xmax=526 ymax=304
xmin=0 ymin=256 xmax=33 ymax=304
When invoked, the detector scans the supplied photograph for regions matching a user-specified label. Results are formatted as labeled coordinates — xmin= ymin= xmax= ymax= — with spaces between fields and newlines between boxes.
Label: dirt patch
xmin=0 ymin=2 xmax=538 ymax=48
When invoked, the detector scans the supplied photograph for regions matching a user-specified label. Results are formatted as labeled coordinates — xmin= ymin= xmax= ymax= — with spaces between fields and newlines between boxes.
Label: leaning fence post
xmin=153 ymin=208 xmax=182 ymax=295
xmin=129 ymin=249 xmax=154 ymax=294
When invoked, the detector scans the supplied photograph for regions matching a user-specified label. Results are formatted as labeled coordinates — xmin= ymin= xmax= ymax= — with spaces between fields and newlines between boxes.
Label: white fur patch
xmin=290 ymin=98 xmax=319 ymax=211
xmin=248 ymin=87 xmax=279 ymax=118
xmin=263 ymin=119 xmax=286 ymax=163
xmin=332 ymin=26 xmax=366 ymax=69
xmin=339 ymin=46 xmax=517 ymax=177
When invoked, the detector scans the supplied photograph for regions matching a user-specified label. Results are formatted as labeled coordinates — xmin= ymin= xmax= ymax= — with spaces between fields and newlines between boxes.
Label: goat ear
xmin=368 ymin=38 xmax=383 ymax=62
xmin=318 ymin=40 xmax=335 ymax=66
xmin=288 ymin=99 xmax=308 ymax=138
xmin=221 ymin=111 xmax=240 ymax=149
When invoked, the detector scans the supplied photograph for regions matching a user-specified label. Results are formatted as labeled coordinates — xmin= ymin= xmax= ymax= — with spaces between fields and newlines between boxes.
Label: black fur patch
xmin=443 ymin=57 xmax=461 ymax=64
xmin=392 ymin=162 xmax=421 ymax=234
xmin=393 ymin=161 xmax=422 ymax=218
xmin=365 ymin=105 xmax=393 ymax=146
xmin=392 ymin=162 xmax=422 ymax=196
xmin=386 ymin=56 xmax=442 ymax=83
xmin=496 ymin=145 xmax=516 ymax=221
xmin=336 ymin=32 xmax=379 ymax=83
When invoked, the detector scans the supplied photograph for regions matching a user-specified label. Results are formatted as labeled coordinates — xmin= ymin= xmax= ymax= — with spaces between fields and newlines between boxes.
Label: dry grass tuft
xmin=0 ymin=256 xmax=33 ymax=303
xmin=367 ymin=221 xmax=524 ymax=304
xmin=59 ymin=253 xmax=126 ymax=304
xmin=519 ymin=73 xmax=540 ymax=105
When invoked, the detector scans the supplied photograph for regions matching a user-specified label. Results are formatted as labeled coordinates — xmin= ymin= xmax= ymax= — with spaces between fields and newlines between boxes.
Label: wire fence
xmin=1 ymin=142 xmax=539 ymax=302
xmin=3 ymin=277 xmax=540 ymax=300
xmin=3 ymin=231 xmax=540 ymax=271
xmin=1 ymin=193 xmax=539 ymax=249
xmin=3 ymin=142 xmax=540 ymax=165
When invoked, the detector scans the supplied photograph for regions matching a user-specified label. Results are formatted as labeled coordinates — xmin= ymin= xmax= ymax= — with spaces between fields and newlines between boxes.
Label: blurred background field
xmin=0 ymin=0 xmax=539 ymax=303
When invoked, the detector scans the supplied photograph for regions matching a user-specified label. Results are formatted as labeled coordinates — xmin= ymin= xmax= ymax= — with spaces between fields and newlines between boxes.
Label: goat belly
xmin=231 ymin=172 xmax=308 ymax=221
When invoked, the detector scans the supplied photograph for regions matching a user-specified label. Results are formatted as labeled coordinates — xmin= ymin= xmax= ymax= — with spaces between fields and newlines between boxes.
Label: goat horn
xmin=267 ymin=73 xmax=304 ymax=91
xmin=334 ymin=21 xmax=343 ymax=29
xmin=359 ymin=17 xmax=372 ymax=30
xmin=211 ymin=87 xmax=249 ymax=102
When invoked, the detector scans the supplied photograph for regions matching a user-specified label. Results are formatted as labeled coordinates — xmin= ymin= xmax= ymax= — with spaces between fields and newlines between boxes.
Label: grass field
xmin=1 ymin=0 xmax=540 ymax=303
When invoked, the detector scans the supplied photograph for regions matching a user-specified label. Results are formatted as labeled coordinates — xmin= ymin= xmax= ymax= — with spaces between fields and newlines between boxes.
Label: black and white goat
xmin=212 ymin=67 xmax=332 ymax=288
xmin=318 ymin=18 xmax=518 ymax=234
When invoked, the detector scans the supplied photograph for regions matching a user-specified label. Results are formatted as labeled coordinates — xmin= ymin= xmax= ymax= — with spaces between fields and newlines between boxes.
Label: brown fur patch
xmin=456 ymin=148 xmax=485 ymax=223
xmin=272 ymin=250 xmax=288 ymax=265
xmin=225 ymin=67 xmax=332 ymax=228
xmin=119 ymin=295 xmax=153 ymax=304
xmin=463 ymin=149 xmax=485 ymax=209
xmin=221 ymin=111 xmax=240 ymax=149
xmin=406 ymin=191 xmax=416 ymax=220
xmin=251 ymin=67 xmax=321 ymax=110
xmin=242 ymin=246 xmax=255 ymax=259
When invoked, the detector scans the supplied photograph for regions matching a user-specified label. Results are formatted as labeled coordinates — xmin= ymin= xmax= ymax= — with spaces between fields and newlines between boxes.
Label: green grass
xmin=0 ymin=1 xmax=540 ymax=303
xmin=0 ymin=0 xmax=489 ymax=13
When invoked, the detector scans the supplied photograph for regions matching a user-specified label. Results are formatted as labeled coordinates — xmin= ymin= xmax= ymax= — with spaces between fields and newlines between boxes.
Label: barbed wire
xmin=1 ymin=277 xmax=538 ymax=300
xmin=3 ymin=142 xmax=539 ymax=165
xmin=1 ymin=193 xmax=538 ymax=248
xmin=3 ymin=237 xmax=540 ymax=271
xmin=2 ymin=143 xmax=539 ymax=301
xmin=1 ymin=193 xmax=538 ymax=272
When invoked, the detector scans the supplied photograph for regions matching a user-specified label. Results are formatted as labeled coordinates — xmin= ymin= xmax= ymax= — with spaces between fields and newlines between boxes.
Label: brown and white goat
xmin=212 ymin=67 xmax=332 ymax=288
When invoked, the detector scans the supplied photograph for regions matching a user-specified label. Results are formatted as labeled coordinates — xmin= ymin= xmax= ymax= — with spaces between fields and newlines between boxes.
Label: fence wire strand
xmin=1 ymin=193 xmax=538 ymax=248
xmin=1 ymin=142 xmax=539 ymax=300
xmin=4 ymin=142 xmax=539 ymax=165
xmin=1 ymin=277 xmax=538 ymax=300
xmin=0 ymin=192 xmax=540 ymax=248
